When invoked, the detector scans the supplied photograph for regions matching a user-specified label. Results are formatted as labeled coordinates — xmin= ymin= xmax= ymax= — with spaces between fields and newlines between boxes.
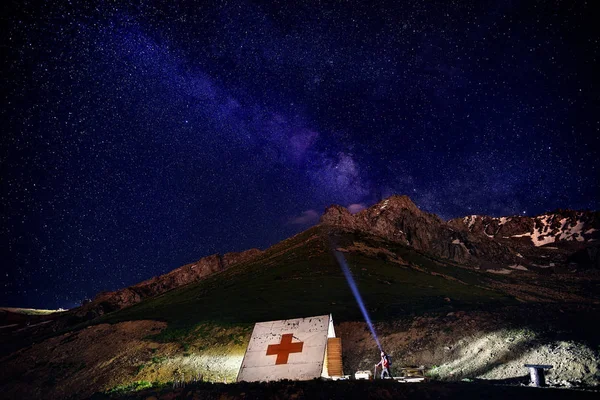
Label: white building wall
xmin=237 ymin=315 xmax=332 ymax=382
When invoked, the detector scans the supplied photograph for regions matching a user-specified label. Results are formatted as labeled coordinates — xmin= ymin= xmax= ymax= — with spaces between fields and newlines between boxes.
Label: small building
xmin=236 ymin=314 xmax=343 ymax=382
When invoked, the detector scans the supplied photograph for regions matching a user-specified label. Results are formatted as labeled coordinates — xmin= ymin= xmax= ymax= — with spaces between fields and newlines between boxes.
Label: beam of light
xmin=333 ymin=250 xmax=382 ymax=351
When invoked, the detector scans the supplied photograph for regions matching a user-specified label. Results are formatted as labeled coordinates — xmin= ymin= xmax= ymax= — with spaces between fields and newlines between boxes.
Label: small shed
xmin=236 ymin=314 xmax=343 ymax=382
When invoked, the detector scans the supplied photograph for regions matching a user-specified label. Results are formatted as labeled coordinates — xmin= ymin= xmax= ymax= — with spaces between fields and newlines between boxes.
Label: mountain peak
xmin=320 ymin=195 xmax=426 ymax=226
xmin=374 ymin=195 xmax=420 ymax=212
xmin=320 ymin=195 xmax=421 ymax=227
xmin=320 ymin=204 xmax=353 ymax=226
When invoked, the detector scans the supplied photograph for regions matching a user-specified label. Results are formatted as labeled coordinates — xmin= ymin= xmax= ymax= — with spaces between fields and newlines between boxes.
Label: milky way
xmin=1 ymin=1 xmax=598 ymax=308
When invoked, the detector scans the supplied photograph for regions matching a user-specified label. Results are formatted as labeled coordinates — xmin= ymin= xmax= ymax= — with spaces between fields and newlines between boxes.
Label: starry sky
xmin=1 ymin=0 xmax=598 ymax=309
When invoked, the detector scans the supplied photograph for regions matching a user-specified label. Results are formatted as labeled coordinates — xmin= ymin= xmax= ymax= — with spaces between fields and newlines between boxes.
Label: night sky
xmin=2 ymin=0 xmax=598 ymax=309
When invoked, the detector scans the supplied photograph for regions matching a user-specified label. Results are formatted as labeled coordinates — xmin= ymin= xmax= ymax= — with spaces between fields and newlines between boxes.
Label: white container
xmin=354 ymin=370 xmax=373 ymax=380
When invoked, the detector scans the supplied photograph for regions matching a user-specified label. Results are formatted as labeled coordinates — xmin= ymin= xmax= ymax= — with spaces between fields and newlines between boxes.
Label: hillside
xmin=1 ymin=197 xmax=599 ymax=399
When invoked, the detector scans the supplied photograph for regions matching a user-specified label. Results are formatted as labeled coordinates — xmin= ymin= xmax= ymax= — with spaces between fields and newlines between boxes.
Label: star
xmin=1 ymin=0 xmax=597 ymax=308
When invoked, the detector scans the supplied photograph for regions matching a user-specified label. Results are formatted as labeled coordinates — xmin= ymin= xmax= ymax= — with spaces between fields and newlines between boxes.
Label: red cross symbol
xmin=266 ymin=333 xmax=304 ymax=365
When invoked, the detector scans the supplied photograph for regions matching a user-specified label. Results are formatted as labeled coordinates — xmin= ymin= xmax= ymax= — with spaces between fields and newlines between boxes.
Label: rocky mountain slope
xmin=73 ymin=249 xmax=263 ymax=321
xmin=1 ymin=195 xmax=599 ymax=399
xmin=322 ymin=195 xmax=599 ymax=271
xmin=450 ymin=211 xmax=598 ymax=246
xmin=449 ymin=211 xmax=600 ymax=270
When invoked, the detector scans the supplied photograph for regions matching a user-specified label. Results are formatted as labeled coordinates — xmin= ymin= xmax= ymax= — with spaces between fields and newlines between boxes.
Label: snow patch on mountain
xmin=512 ymin=230 xmax=556 ymax=247
xmin=380 ymin=199 xmax=389 ymax=210
xmin=495 ymin=213 xmax=596 ymax=247
xmin=463 ymin=215 xmax=478 ymax=230
xmin=508 ymin=264 xmax=528 ymax=271
xmin=487 ymin=268 xmax=512 ymax=275
xmin=559 ymin=220 xmax=585 ymax=242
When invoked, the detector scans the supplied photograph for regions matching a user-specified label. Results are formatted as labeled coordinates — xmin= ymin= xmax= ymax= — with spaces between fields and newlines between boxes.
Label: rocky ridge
xmin=448 ymin=211 xmax=599 ymax=247
xmin=76 ymin=249 xmax=263 ymax=319
xmin=321 ymin=195 xmax=599 ymax=271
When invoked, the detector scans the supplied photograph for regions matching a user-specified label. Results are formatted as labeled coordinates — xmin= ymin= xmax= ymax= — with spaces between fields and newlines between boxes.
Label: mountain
xmin=322 ymin=195 xmax=600 ymax=271
xmin=69 ymin=195 xmax=600 ymax=322
xmin=1 ymin=195 xmax=599 ymax=399
xmin=74 ymin=248 xmax=263 ymax=320
xmin=448 ymin=211 xmax=600 ymax=269
xmin=449 ymin=210 xmax=598 ymax=246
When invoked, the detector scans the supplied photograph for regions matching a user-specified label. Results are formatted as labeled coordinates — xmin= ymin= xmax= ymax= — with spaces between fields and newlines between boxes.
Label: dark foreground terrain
xmin=92 ymin=380 xmax=599 ymax=400
xmin=1 ymin=198 xmax=598 ymax=399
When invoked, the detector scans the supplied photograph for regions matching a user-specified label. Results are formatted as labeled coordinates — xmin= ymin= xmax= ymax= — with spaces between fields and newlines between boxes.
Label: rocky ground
xmin=1 ymin=304 xmax=598 ymax=399
xmin=0 ymin=319 xmax=255 ymax=400
xmin=0 ymin=320 xmax=167 ymax=399
xmin=338 ymin=305 xmax=600 ymax=387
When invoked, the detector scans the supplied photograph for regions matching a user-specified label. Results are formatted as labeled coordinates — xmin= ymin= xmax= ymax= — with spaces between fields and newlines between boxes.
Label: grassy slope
xmin=99 ymin=226 xmax=517 ymax=334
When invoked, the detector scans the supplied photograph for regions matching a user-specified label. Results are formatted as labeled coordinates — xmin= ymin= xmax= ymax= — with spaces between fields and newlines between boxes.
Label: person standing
xmin=375 ymin=351 xmax=392 ymax=379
